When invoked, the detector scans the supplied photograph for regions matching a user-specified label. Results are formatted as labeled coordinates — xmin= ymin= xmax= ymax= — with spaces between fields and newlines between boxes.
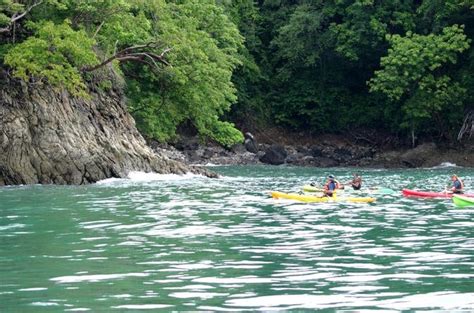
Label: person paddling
xmin=349 ymin=173 xmax=362 ymax=190
xmin=323 ymin=175 xmax=338 ymax=197
xmin=450 ymin=174 xmax=464 ymax=194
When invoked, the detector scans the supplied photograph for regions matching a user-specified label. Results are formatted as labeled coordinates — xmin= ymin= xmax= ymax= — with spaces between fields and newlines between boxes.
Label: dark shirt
xmin=352 ymin=177 xmax=361 ymax=190
xmin=327 ymin=181 xmax=337 ymax=191
xmin=453 ymin=179 xmax=463 ymax=193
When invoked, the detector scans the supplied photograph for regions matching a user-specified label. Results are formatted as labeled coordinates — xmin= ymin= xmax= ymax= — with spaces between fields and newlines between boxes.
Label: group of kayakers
xmin=315 ymin=173 xmax=464 ymax=197
xmin=311 ymin=173 xmax=362 ymax=197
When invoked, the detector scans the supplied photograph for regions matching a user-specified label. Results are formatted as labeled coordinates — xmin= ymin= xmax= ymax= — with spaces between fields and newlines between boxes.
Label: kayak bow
xmin=452 ymin=194 xmax=474 ymax=208
xmin=402 ymin=189 xmax=474 ymax=198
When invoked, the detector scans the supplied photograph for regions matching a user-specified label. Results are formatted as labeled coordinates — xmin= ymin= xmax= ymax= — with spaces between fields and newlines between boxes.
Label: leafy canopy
xmin=1 ymin=0 xmax=244 ymax=147
xmin=369 ymin=25 xmax=470 ymax=131
xmin=5 ymin=20 xmax=97 ymax=96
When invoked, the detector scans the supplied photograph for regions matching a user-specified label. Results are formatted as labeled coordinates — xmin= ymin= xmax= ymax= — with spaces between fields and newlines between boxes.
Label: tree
xmin=126 ymin=0 xmax=244 ymax=146
xmin=369 ymin=25 xmax=471 ymax=144
xmin=0 ymin=0 xmax=43 ymax=33
xmin=1 ymin=0 xmax=245 ymax=147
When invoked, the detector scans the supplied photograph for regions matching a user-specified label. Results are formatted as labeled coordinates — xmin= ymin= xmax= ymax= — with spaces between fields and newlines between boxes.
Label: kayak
xmin=303 ymin=185 xmax=395 ymax=195
xmin=402 ymin=189 xmax=474 ymax=198
xmin=302 ymin=185 xmax=344 ymax=193
xmin=452 ymin=194 xmax=474 ymax=208
xmin=370 ymin=187 xmax=396 ymax=195
xmin=270 ymin=191 xmax=376 ymax=203
xmin=302 ymin=185 xmax=324 ymax=192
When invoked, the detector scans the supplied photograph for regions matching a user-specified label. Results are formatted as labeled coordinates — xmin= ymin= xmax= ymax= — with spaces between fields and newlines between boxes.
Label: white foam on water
xmin=225 ymin=294 xmax=373 ymax=309
xmin=95 ymin=171 xmax=205 ymax=185
xmin=112 ymin=304 xmax=172 ymax=309
xmin=31 ymin=302 xmax=60 ymax=306
xmin=377 ymin=291 xmax=474 ymax=310
xmin=169 ymin=292 xmax=229 ymax=299
xmin=430 ymin=162 xmax=458 ymax=169
xmin=193 ymin=276 xmax=276 ymax=284
xmin=19 ymin=287 xmax=48 ymax=292
xmin=50 ymin=273 xmax=148 ymax=284
xmin=127 ymin=171 xmax=202 ymax=181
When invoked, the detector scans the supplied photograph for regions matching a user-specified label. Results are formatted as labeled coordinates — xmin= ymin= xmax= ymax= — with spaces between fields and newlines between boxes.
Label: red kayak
xmin=402 ymin=189 xmax=474 ymax=198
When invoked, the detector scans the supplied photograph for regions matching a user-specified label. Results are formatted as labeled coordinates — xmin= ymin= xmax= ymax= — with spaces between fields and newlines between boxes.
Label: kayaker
xmin=323 ymin=175 xmax=338 ymax=197
xmin=451 ymin=174 xmax=464 ymax=194
xmin=349 ymin=173 xmax=362 ymax=190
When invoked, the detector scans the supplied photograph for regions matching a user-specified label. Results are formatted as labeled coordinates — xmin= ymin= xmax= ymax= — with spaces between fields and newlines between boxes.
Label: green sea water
xmin=1 ymin=165 xmax=473 ymax=311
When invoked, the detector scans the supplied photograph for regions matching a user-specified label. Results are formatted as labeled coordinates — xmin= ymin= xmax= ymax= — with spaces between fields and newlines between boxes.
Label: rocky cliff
xmin=0 ymin=72 xmax=216 ymax=185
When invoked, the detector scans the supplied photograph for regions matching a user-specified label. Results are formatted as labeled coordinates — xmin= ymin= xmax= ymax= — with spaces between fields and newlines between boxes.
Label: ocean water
xmin=0 ymin=165 xmax=473 ymax=311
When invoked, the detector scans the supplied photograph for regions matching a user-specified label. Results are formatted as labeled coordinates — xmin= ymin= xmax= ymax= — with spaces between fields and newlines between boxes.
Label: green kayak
xmin=370 ymin=187 xmax=396 ymax=195
xmin=452 ymin=194 xmax=474 ymax=208
xmin=302 ymin=185 xmax=325 ymax=192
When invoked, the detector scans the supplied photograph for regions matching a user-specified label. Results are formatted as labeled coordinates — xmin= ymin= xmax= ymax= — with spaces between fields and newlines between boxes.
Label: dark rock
xmin=296 ymin=145 xmax=311 ymax=154
xmin=334 ymin=147 xmax=352 ymax=156
xmin=311 ymin=146 xmax=324 ymax=157
xmin=244 ymin=132 xmax=258 ymax=153
xmin=245 ymin=138 xmax=258 ymax=153
xmin=286 ymin=152 xmax=306 ymax=164
xmin=372 ymin=151 xmax=403 ymax=168
xmin=203 ymin=148 xmax=215 ymax=159
xmin=0 ymin=73 xmax=216 ymax=185
xmin=334 ymin=147 xmax=353 ymax=162
xmin=314 ymin=157 xmax=340 ymax=167
xmin=232 ymin=144 xmax=247 ymax=154
xmin=175 ymin=138 xmax=200 ymax=151
xmin=401 ymin=143 xmax=437 ymax=168
xmin=260 ymin=144 xmax=287 ymax=165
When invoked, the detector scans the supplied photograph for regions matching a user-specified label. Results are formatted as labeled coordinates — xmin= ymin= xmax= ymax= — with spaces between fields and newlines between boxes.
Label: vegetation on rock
xmin=1 ymin=0 xmax=473 ymax=146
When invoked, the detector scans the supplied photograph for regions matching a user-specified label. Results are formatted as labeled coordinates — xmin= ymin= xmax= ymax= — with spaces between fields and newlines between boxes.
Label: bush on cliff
xmin=0 ymin=0 xmax=244 ymax=148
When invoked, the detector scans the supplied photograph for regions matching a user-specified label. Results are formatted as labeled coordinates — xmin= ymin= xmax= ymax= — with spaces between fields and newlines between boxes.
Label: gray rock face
xmin=400 ymin=143 xmax=437 ymax=168
xmin=244 ymin=132 xmax=258 ymax=153
xmin=259 ymin=144 xmax=287 ymax=165
xmin=0 ymin=76 xmax=215 ymax=185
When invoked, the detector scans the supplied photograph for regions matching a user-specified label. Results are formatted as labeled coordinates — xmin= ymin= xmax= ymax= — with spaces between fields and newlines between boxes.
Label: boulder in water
xmin=259 ymin=144 xmax=287 ymax=165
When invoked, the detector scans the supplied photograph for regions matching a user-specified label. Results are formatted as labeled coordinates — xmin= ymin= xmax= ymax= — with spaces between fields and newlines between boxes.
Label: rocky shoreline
xmin=150 ymin=131 xmax=474 ymax=169
xmin=1 ymin=67 xmax=471 ymax=186
xmin=0 ymin=70 xmax=216 ymax=186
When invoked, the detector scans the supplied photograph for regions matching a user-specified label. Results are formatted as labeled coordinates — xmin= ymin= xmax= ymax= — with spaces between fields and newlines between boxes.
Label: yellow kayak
xmin=270 ymin=191 xmax=375 ymax=203
xmin=302 ymin=185 xmax=346 ymax=193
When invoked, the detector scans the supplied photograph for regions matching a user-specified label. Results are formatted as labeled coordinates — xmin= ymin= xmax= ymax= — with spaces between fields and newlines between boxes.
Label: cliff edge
xmin=0 ymin=72 xmax=216 ymax=185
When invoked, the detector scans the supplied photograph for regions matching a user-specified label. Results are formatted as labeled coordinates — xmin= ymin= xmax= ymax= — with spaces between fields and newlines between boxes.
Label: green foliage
xmin=124 ymin=0 xmax=244 ymax=147
xmin=369 ymin=25 xmax=470 ymax=134
xmin=251 ymin=0 xmax=474 ymax=141
xmin=4 ymin=20 xmax=97 ymax=96
xmin=0 ymin=0 xmax=23 ymax=27
xmin=198 ymin=117 xmax=244 ymax=148
xmin=0 ymin=0 xmax=244 ymax=147
xmin=370 ymin=25 xmax=470 ymax=100
xmin=2 ymin=0 xmax=474 ymax=146
xmin=217 ymin=0 xmax=267 ymax=123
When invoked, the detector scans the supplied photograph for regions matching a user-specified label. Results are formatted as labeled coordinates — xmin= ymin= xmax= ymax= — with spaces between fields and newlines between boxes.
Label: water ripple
xmin=0 ymin=166 xmax=473 ymax=311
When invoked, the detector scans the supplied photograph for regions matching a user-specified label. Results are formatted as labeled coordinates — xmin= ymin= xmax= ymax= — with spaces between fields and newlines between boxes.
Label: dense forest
xmin=1 ymin=0 xmax=473 ymax=148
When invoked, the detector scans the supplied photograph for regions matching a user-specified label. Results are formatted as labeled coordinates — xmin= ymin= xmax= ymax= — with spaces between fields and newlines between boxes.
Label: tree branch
xmin=457 ymin=110 xmax=474 ymax=141
xmin=92 ymin=21 xmax=105 ymax=39
xmin=82 ymin=43 xmax=172 ymax=72
xmin=0 ymin=0 xmax=43 ymax=33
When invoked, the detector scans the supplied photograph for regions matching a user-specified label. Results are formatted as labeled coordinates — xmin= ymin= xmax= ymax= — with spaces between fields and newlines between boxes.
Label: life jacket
xmin=324 ymin=181 xmax=337 ymax=191
xmin=352 ymin=177 xmax=361 ymax=190
xmin=455 ymin=178 xmax=464 ymax=190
